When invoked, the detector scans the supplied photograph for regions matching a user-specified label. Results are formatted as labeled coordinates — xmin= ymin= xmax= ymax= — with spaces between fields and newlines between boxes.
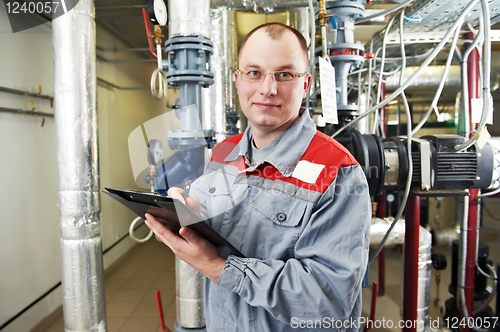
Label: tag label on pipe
xmin=471 ymin=98 xmax=493 ymax=124
xmin=319 ymin=57 xmax=338 ymax=124
xmin=477 ymin=127 xmax=491 ymax=149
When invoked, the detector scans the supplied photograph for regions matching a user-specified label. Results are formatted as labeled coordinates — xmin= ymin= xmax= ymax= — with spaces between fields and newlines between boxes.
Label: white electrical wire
xmin=129 ymin=216 xmax=154 ymax=243
xmin=372 ymin=15 xmax=397 ymax=135
xmin=473 ymin=264 xmax=497 ymax=315
xmin=355 ymin=0 xmax=414 ymax=24
xmin=411 ymin=17 xmax=463 ymax=135
xmin=479 ymin=186 xmax=500 ymax=197
xmin=307 ymin=0 xmax=316 ymax=111
xmin=369 ymin=9 xmax=413 ymax=264
xmin=332 ymin=0 xmax=480 ymax=139
xmin=454 ymin=0 xmax=492 ymax=152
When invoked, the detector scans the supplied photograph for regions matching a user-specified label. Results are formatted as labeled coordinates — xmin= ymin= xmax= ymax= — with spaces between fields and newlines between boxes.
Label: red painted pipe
xmin=463 ymin=34 xmax=480 ymax=331
xmin=403 ymin=194 xmax=420 ymax=332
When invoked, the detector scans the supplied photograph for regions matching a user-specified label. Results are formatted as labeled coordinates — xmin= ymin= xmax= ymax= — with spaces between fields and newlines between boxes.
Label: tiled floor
xmin=40 ymin=198 xmax=500 ymax=332
xmin=44 ymin=239 xmax=178 ymax=332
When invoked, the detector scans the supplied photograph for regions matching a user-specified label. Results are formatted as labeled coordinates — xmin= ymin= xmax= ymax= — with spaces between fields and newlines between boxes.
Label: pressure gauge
xmin=386 ymin=193 xmax=395 ymax=203
xmin=147 ymin=139 xmax=163 ymax=166
xmin=148 ymin=0 xmax=167 ymax=26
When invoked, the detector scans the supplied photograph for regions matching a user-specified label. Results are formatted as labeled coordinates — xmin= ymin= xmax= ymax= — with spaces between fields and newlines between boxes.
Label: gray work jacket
xmin=190 ymin=110 xmax=371 ymax=331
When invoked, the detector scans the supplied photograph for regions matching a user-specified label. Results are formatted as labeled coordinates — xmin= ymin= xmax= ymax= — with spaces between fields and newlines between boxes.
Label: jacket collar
xmin=224 ymin=108 xmax=317 ymax=177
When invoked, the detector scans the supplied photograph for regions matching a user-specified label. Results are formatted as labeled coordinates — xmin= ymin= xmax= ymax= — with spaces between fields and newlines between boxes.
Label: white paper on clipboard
xmin=319 ymin=57 xmax=338 ymax=124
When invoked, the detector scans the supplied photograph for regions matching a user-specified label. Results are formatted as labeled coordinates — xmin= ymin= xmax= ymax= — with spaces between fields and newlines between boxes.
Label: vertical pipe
xmin=52 ymin=0 xmax=107 ymax=330
xmin=463 ymin=38 xmax=480 ymax=332
xmin=377 ymin=192 xmax=386 ymax=297
xmin=202 ymin=7 xmax=227 ymax=143
xmin=403 ymin=194 xmax=420 ymax=332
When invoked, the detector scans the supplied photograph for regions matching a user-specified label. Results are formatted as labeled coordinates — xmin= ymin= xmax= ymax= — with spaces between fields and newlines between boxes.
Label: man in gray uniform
xmin=145 ymin=22 xmax=371 ymax=331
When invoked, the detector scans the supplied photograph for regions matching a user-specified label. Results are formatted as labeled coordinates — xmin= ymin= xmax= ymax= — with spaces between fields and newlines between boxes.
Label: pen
xmin=183 ymin=180 xmax=191 ymax=201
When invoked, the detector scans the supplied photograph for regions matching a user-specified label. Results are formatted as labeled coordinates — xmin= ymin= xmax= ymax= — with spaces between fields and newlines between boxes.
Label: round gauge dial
xmin=148 ymin=0 xmax=167 ymax=26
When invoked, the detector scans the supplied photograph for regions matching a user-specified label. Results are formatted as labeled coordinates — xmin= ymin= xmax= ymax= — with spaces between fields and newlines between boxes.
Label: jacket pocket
xmin=251 ymin=190 xmax=308 ymax=227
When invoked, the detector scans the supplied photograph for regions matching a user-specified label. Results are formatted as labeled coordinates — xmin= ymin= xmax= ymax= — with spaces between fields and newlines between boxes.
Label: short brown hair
xmin=238 ymin=22 xmax=309 ymax=67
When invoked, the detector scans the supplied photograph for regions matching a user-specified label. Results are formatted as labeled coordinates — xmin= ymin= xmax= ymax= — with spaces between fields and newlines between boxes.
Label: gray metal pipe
xmin=176 ymin=258 xmax=206 ymax=328
xmin=385 ymin=66 xmax=462 ymax=93
xmin=202 ymin=7 xmax=228 ymax=143
xmin=53 ymin=0 xmax=107 ymax=330
xmin=169 ymin=0 xmax=211 ymax=329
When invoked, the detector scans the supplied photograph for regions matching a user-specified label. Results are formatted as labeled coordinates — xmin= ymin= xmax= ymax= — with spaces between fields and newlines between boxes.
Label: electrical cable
xmin=355 ymin=0 xmax=414 ymax=24
xmin=411 ymin=17 xmax=463 ymax=135
xmin=454 ymin=0 xmax=491 ymax=152
xmin=332 ymin=0 xmax=480 ymax=139
xmin=307 ymin=0 xmax=316 ymax=111
xmin=473 ymin=264 xmax=497 ymax=315
xmin=369 ymin=9 xmax=413 ymax=264
xmin=372 ymin=15 xmax=397 ymax=135
xmin=479 ymin=186 xmax=500 ymax=198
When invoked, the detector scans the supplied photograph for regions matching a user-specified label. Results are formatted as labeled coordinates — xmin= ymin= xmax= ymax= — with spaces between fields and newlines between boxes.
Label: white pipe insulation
xmin=370 ymin=218 xmax=432 ymax=332
xmin=169 ymin=0 xmax=211 ymax=329
xmin=52 ymin=0 xmax=107 ymax=330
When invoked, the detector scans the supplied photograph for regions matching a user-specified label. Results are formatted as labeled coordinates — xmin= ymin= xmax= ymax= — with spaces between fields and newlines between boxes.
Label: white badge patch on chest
xmin=291 ymin=160 xmax=325 ymax=184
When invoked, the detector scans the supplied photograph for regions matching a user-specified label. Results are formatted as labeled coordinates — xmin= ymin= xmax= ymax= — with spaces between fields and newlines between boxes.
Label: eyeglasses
xmin=237 ymin=69 xmax=308 ymax=84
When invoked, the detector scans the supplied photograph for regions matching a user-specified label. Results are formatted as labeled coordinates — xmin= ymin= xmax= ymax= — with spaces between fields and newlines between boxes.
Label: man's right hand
xmin=167 ymin=187 xmax=201 ymax=216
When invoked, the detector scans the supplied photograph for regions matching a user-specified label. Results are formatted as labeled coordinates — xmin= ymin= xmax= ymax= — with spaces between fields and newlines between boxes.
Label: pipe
xmin=0 ymin=106 xmax=54 ymax=118
xmin=385 ymin=66 xmax=463 ymax=93
xmin=377 ymin=192 xmax=386 ymax=297
xmin=52 ymin=0 xmax=106 ymax=331
xmin=369 ymin=217 xmax=431 ymax=332
xmin=403 ymin=194 xmax=420 ymax=332
xmin=167 ymin=0 xmax=211 ymax=330
xmin=370 ymin=217 xmax=406 ymax=247
xmin=417 ymin=227 xmax=432 ymax=331
xmin=202 ymin=7 xmax=227 ymax=143
xmin=0 ymin=85 xmax=53 ymax=101
xmin=211 ymin=0 xmax=313 ymax=10
xmin=169 ymin=0 xmax=210 ymax=38
xmin=176 ymin=258 xmax=206 ymax=328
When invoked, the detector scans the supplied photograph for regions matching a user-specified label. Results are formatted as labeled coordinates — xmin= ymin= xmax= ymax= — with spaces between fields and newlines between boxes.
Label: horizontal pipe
xmin=95 ymin=4 xmax=145 ymax=9
xmin=96 ymin=55 xmax=156 ymax=63
xmin=97 ymin=77 xmax=149 ymax=90
xmin=0 ymin=85 xmax=53 ymax=101
xmin=97 ymin=46 xmax=150 ymax=52
xmin=0 ymin=106 xmax=54 ymax=117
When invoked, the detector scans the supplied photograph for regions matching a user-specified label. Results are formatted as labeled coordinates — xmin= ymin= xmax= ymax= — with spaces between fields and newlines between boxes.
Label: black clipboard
xmin=103 ymin=187 xmax=245 ymax=258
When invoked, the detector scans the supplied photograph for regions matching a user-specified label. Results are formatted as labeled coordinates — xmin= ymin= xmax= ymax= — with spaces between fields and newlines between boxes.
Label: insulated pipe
xmin=403 ymin=194 xmax=420 ymax=332
xmin=369 ymin=218 xmax=431 ymax=332
xmin=52 ymin=0 xmax=107 ymax=330
xmin=168 ymin=0 xmax=210 ymax=330
xmin=176 ymin=258 xmax=205 ymax=328
xmin=385 ymin=66 xmax=463 ymax=93
xmin=202 ymin=8 xmax=228 ymax=143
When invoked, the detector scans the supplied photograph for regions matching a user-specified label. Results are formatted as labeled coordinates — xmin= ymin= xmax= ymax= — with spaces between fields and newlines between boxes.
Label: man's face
xmin=235 ymin=29 xmax=311 ymax=135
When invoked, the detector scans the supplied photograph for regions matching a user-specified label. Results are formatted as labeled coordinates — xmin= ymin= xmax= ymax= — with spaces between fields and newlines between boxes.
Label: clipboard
xmin=103 ymin=187 xmax=245 ymax=258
